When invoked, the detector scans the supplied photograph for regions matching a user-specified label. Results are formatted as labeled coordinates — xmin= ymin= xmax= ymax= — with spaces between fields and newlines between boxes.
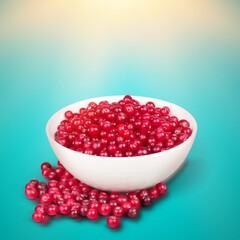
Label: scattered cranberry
xmin=25 ymin=161 xmax=168 ymax=229
xmin=142 ymin=196 xmax=152 ymax=207
xmin=40 ymin=193 xmax=53 ymax=205
xmin=47 ymin=204 xmax=59 ymax=216
xmin=54 ymin=95 xmax=192 ymax=157
xmin=112 ymin=206 xmax=125 ymax=217
xmin=35 ymin=204 xmax=46 ymax=214
xmin=107 ymin=216 xmax=120 ymax=229
xmin=32 ymin=212 xmax=44 ymax=223
xmin=86 ymin=208 xmax=98 ymax=220
xmin=25 ymin=187 xmax=38 ymax=200
xmin=99 ymin=204 xmax=112 ymax=216
xmin=156 ymin=182 xmax=168 ymax=196
xmin=127 ymin=206 xmax=139 ymax=218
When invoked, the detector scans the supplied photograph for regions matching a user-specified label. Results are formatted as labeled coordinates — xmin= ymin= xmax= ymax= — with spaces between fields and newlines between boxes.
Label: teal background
xmin=0 ymin=1 xmax=240 ymax=240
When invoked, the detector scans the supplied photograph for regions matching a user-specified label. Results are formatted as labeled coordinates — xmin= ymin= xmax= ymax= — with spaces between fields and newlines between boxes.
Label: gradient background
xmin=0 ymin=0 xmax=240 ymax=239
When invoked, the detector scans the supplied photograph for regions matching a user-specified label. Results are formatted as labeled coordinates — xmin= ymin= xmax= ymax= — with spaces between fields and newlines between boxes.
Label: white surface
xmin=46 ymin=96 xmax=197 ymax=192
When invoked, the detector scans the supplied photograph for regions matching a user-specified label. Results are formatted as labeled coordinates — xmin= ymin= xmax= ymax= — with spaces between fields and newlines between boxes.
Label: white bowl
xmin=46 ymin=96 xmax=197 ymax=192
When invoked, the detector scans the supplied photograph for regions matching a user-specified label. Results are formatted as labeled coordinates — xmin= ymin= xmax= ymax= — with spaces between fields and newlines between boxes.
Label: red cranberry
xmin=42 ymin=168 xmax=51 ymax=178
xmin=109 ymin=200 xmax=118 ymax=208
xmin=117 ymin=195 xmax=128 ymax=205
xmin=70 ymin=204 xmax=81 ymax=218
xmin=149 ymin=187 xmax=159 ymax=199
xmin=35 ymin=204 xmax=46 ymax=214
xmin=59 ymin=203 xmax=70 ymax=215
xmin=112 ymin=206 xmax=124 ymax=217
xmin=25 ymin=187 xmax=38 ymax=200
xmin=156 ymin=182 xmax=168 ymax=196
xmin=32 ymin=212 xmax=44 ymax=223
xmin=122 ymin=201 xmax=132 ymax=212
xmin=80 ymin=205 xmax=88 ymax=216
xmin=107 ymin=216 xmax=120 ymax=229
xmin=40 ymin=193 xmax=53 ymax=205
xmin=129 ymin=198 xmax=141 ymax=208
xmin=41 ymin=162 xmax=52 ymax=170
xmin=127 ymin=206 xmax=139 ymax=218
xmin=98 ymin=203 xmax=112 ymax=216
xmin=88 ymin=124 xmax=100 ymax=137
xmin=47 ymin=204 xmax=59 ymax=215
xmin=89 ymin=200 xmax=100 ymax=210
xmin=123 ymin=104 xmax=136 ymax=116
xmin=86 ymin=208 xmax=98 ymax=220
xmin=142 ymin=196 xmax=152 ymax=206
xmin=65 ymin=110 xmax=73 ymax=119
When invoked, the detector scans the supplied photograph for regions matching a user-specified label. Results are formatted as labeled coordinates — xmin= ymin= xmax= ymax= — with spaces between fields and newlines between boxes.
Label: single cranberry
xmin=123 ymin=104 xmax=136 ymax=116
xmin=149 ymin=187 xmax=159 ymax=199
xmin=112 ymin=206 xmax=124 ymax=217
xmin=80 ymin=205 xmax=88 ymax=216
xmin=165 ymin=139 xmax=175 ymax=148
xmin=70 ymin=204 xmax=81 ymax=218
xmin=127 ymin=206 xmax=139 ymax=218
xmin=65 ymin=110 xmax=74 ymax=119
xmin=160 ymin=106 xmax=170 ymax=116
xmin=109 ymin=200 xmax=118 ymax=208
xmin=48 ymin=171 xmax=58 ymax=180
xmin=41 ymin=162 xmax=52 ymax=170
xmin=156 ymin=182 xmax=168 ymax=196
xmin=86 ymin=208 xmax=98 ymax=220
xmin=123 ymin=95 xmax=132 ymax=101
xmin=48 ymin=180 xmax=59 ymax=188
xmin=88 ymin=124 xmax=100 ymax=137
xmin=107 ymin=144 xmax=117 ymax=155
xmin=109 ymin=192 xmax=119 ymax=200
xmin=89 ymin=200 xmax=101 ymax=210
xmin=99 ymin=203 xmax=112 ymax=216
xmin=107 ymin=216 xmax=120 ymax=229
xmin=32 ymin=212 xmax=44 ymax=223
xmin=89 ymin=189 xmax=99 ymax=199
xmin=48 ymin=187 xmax=60 ymax=195
xmin=129 ymin=198 xmax=141 ymax=208
xmin=177 ymin=133 xmax=189 ymax=143
xmin=42 ymin=168 xmax=51 ymax=178
xmin=47 ymin=204 xmax=59 ymax=215
xmin=99 ymin=196 xmax=108 ymax=204
xmin=155 ymin=130 xmax=166 ymax=142
xmin=25 ymin=187 xmax=38 ymax=200
xmin=35 ymin=204 xmax=46 ymax=214
xmin=127 ymin=191 xmax=138 ymax=199
xmin=28 ymin=179 xmax=39 ymax=186
xmin=178 ymin=119 xmax=190 ymax=128
xmin=63 ymin=192 xmax=75 ymax=202
xmin=91 ymin=140 xmax=103 ymax=154
xmin=122 ymin=201 xmax=132 ymax=212
xmin=67 ymin=178 xmax=79 ymax=187
xmin=138 ymin=189 xmax=149 ymax=200
xmin=117 ymin=195 xmax=128 ymax=205
xmin=40 ymin=193 xmax=53 ymax=205
xmin=142 ymin=196 xmax=152 ymax=206
xmin=59 ymin=203 xmax=70 ymax=215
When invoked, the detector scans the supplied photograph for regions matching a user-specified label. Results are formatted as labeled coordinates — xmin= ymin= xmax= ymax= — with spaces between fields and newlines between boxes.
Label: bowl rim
xmin=46 ymin=95 xmax=198 ymax=161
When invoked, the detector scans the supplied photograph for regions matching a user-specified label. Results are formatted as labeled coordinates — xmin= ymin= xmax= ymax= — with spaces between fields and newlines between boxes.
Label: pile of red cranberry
xmin=55 ymin=95 xmax=192 ymax=157
xmin=25 ymin=161 xmax=168 ymax=229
